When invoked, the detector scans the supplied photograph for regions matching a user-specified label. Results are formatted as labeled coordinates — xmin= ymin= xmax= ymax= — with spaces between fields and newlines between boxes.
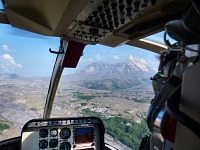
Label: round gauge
xmin=39 ymin=139 xmax=48 ymax=149
xmin=39 ymin=129 xmax=48 ymax=138
xmin=59 ymin=142 xmax=71 ymax=150
xmin=50 ymin=128 xmax=58 ymax=137
xmin=60 ymin=128 xmax=71 ymax=139
xmin=49 ymin=138 xmax=58 ymax=148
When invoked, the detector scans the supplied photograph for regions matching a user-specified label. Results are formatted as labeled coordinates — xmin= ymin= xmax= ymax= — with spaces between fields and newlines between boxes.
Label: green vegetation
xmin=77 ymin=95 xmax=96 ymax=100
xmin=82 ymin=79 xmax=135 ymax=90
xmin=0 ymin=121 xmax=10 ymax=132
xmin=134 ymin=98 xmax=149 ymax=103
xmin=82 ymin=109 xmax=150 ymax=149
xmin=73 ymin=92 xmax=96 ymax=100
xmin=81 ymin=102 xmax=87 ymax=106
xmin=30 ymin=107 xmax=37 ymax=111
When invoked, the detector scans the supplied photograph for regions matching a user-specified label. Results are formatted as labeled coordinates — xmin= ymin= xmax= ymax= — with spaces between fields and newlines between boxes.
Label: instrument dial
xmin=60 ymin=128 xmax=71 ymax=139
xmin=49 ymin=138 xmax=58 ymax=148
xmin=39 ymin=129 xmax=48 ymax=138
xmin=39 ymin=139 xmax=48 ymax=149
xmin=59 ymin=142 xmax=71 ymax=150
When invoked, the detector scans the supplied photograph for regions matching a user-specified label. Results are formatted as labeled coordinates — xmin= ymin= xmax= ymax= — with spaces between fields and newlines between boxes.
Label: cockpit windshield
xmin=0 ymin=21 xmax=162 ymax=149
xmin=51 ymin=43 xmax=160 ymax=149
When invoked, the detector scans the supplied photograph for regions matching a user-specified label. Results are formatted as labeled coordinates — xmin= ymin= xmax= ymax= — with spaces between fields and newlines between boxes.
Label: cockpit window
xmin=145 ymin=31 xmax=165 ymax=44
xmin=0 ymin=2 xmax=3 ymax=9
xmin=0 ymin=20 xmax=162 ymax=148
xmin=52 ymin=44 xmax=160 ymax=149
xmin=0 ymin=23 xmax=59 ymax=141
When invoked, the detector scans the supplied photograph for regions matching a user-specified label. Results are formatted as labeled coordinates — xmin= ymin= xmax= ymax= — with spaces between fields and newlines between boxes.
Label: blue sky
xmin=0 ymin=24 xmax=160 ymax=77
xmin=0 ymin=3 xmax=161 ymax=77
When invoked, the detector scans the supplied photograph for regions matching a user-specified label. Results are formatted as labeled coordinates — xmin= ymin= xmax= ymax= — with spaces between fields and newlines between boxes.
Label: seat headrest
xmin=163 ymin=59 xmax=177 ymax=78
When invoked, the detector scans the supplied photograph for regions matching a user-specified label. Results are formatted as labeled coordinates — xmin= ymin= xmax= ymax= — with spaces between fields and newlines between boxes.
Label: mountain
xmin=64 ymin=57 xmax=156 ymax=90
xmin=0 ymin=73 xmax=21 ymax=79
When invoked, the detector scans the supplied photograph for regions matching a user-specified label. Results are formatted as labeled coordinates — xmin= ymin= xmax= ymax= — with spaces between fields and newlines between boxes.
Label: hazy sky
xmin=0 ymin=3 xmax=161 ymax=77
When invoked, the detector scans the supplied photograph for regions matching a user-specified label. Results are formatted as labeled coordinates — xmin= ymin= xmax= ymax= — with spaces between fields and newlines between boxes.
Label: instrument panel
xmin=21 ymin=117 xmax=104 ymax=150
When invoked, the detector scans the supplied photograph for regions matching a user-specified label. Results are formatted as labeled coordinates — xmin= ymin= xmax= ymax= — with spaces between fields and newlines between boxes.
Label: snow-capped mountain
xmin=64 ymin=57 xmax=157 ymax=90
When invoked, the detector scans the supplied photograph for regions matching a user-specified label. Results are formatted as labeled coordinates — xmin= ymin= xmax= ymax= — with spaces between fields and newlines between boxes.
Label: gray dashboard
xmin=21 ymin=117 xmax=105 ymax=150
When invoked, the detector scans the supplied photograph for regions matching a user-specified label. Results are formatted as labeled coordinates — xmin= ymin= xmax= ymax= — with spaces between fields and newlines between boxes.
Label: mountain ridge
xmin=64 ymin=59 xmax=156 ymax=90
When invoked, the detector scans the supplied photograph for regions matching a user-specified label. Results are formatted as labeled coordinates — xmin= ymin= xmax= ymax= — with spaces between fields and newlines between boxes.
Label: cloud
xmin=0 ymin=54 xmax=22 ymax=72
xmin=113 ymin=55 xmax=120 ymax=60
xmin=80 ymin=57 xmax=93 ymax=62
xmin=80 ymin=54 xmax=102 ymax=63
xmin=2 ymin=44 xmax=9 ymax=51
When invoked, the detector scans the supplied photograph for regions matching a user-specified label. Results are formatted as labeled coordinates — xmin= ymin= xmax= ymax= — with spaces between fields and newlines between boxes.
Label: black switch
xmin=88 ymin=16 xmax=93 ymax=21
xmin=103 ymin=0 xmax=109 ymax=8
xmin=107 ymin=15 xmax=112 ymax=21
xmin=134 ymin=1 xmax=141 ymax=9
xmin=97 ymin=6 xmax=103 ymax=13
xmin=119 ymin=11 xmax=125 ymax=16
xmin=89 ymin=36 xmax=93 ymax=41
xmin=97 ymin=23 xmax=102 ymax=28
xmin=92 ymin=11 xmax=98 ymax=17
xmin=81 ymin=31 xmax=86 ymax=35
xmin=112 ymin=10 xmax=118 ymax=17
xmin=105 ymin=8 xmax=111 ymax=15
xmin=133 ymin=8 xmax=139 ymax=12
xmin=104 ymin=25 xmax=108 ymax=29
xmin=126 ymin=7 xmax=132 ymax=16
xmin=89 ymin=28 xmax=99 ymax=36
xmin=126 ymin=0 xmax=133 ymax=6
xmin=114 ymin=22 xmax=119 ymax=28
xmin=114 ymin=17 xmax=118 ymax=23
xmin=95 ymin=18 xmax=100 ymax=23
xmin=84 ymin=35 xmax=88 ymax=39
xmin=119 ymin=5 xmax=125 ymax=12
xmin=119 ymin=0 xmax=124 ymax=4
xmin=108 ymin=21 xmax=113 ymax=26
xmin=102 ymin=19 xmax=107 ymax=25
xmin=100 ymin=13 xmax=105 ymax=19
xmin=150 ymin=0 xmax=156 ymax=5
xmin=84 ymin=20 xmax=89 ymax=25
xmin=120 ymin=18 xmax=125 ymax=24
xmin=141 ymin=3 xmax=148 ymax=7
xmin=109 ymin=26 xmax=114 ymax=31
xmin=91 ymin=22 xmax=95 ymax=26
xmin=111 ymin=2 xmax=117 ymax=10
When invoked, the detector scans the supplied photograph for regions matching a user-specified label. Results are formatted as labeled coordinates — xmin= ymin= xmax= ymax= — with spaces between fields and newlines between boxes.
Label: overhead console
xmin=1 ymin=0 xmax=190 ymax=47
xmin=21 ymin=117 xmax=105 ymax=150
xmin=63 ymin=0 xmax=160 ymax=44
